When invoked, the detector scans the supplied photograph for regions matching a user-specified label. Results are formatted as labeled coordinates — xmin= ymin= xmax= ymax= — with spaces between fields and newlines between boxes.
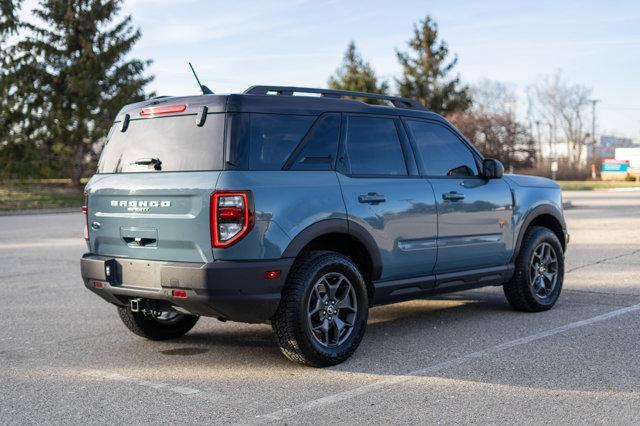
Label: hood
xmin=503 ymin=174 xmax=560 ymax=189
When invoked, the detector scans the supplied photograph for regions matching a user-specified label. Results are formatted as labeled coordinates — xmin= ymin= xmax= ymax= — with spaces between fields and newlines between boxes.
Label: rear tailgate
xmin=87 ymin=102 xmax=226 ymax=263
xmin=86 ymin=172 xmax=219 ymax=263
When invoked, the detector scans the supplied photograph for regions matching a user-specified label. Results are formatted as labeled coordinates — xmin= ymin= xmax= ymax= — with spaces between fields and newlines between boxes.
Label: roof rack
xmin=243 ymin=85 xmax=426 ymax=110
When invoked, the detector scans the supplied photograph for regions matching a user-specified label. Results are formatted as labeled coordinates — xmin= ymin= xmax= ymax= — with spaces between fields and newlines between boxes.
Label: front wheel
xmin=118 ymin=307 xmax=199 ymax=340
xmin=503 ymin=226 xmax=564 ymax=312
xmin=272 ymin=251 xmax=369 ymax=367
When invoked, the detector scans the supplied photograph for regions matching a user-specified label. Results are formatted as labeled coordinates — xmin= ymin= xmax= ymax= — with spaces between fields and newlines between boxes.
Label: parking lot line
xmin=81 ymin=370 xmax=203 ymax=396
xmin=256 ymin=301 xmax=640 ymax=422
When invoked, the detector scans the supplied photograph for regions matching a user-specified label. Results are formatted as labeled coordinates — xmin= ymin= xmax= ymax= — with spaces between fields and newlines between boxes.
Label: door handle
xmin=358 ymin=192 xmax=386 ymax=204
xmin=442 ymin=191 xmax=465 ymax=201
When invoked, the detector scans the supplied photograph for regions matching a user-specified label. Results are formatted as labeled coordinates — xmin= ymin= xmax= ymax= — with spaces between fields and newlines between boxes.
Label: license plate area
xmin=115 ymin=259 xmax=161 ymax=289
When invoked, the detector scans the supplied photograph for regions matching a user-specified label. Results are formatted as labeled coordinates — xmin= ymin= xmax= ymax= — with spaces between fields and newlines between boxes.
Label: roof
xmin=115 ymin=85 xmax=444 ymax=123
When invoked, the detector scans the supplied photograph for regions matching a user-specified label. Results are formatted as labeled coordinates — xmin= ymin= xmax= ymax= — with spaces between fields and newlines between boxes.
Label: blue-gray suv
xmin=80 ymin=86 xmax=569 ymax=367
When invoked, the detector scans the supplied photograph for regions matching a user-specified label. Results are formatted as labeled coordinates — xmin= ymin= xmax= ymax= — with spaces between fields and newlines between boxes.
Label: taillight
xmin=211 ymin=191 xmax=254 ymax=248
xmin=82 ymin=192 xmax=89 ymax=240
xmin=140 ymin=104 xmax=187 ymax=116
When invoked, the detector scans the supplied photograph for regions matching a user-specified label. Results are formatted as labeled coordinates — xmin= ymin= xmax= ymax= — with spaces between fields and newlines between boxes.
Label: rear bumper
xmin=80 ymin=254 xmax=293 ymax=323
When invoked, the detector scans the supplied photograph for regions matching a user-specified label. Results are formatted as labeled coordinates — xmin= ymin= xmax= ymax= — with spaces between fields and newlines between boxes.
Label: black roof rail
xmin=243 ymin=85 xmax=427 ymax=110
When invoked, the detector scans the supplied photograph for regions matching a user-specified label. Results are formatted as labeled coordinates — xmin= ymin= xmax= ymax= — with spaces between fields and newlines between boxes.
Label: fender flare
xmin=281 ymin=219 xmax=383 ymax=281
xmin=512 ymin=204 xmax=567 ymax=261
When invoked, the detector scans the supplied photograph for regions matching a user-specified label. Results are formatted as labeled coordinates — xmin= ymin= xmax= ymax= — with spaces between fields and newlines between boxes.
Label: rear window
xmin=226 ymin=113 xmax=316 ymax=170
xmin=97 ymin=114 xmax=225 ymax=173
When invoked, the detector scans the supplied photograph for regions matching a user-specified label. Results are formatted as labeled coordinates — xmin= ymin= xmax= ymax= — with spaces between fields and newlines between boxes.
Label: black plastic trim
xmin=512 ymin=204 xmax=567 ymax=261
xmin=372 ymin=264 xmax=514 ymax=305
xmin=280 ymin=218 xmax=383 ymax=281
xmin=81 ymin=254 xmax=293 ymax=323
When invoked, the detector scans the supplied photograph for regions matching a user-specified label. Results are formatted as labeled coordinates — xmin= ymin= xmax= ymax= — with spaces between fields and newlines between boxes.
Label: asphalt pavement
xmin=1 ymin=190 xmax=639 ymax=424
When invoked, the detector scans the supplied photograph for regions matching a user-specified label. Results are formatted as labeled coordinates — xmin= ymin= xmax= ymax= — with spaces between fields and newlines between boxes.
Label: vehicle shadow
xmin=140 ymin=285 xmax=640 ymax=394
xmin=155 ymin=288 xmax=514 ymax=369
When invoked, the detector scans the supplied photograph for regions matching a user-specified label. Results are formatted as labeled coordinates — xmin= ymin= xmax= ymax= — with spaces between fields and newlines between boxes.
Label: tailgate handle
xmin=120 ymin=227 xmax=158 ymax=248
xmin=123 ymin=237 xmax=157 ymax=247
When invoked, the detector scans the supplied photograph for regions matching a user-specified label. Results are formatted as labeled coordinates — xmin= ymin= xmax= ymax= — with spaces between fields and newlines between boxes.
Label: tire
xmin=272 ymin=251 xmax=369 ymax=367
xmin=117 ymin=307 xmax=199 ymax=341
xmin=503 ymin=226 xmax=564 ymax=312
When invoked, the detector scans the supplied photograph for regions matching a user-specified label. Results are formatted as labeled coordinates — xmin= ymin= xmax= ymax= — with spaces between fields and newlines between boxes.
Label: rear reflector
xmin=140 ymin=104 xmax=187 ymax=116
xmin=264 ymin=270 xmax=281 ymax=280
xmin=172 ymin=290 xmax=188 ymax=298
xmin=93 ymin=281 xmax=103 ymax=289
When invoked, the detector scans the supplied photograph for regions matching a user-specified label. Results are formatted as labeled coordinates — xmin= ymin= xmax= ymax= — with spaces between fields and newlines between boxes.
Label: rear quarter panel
xmin=213 ymin=171 xmax=347 ymax=260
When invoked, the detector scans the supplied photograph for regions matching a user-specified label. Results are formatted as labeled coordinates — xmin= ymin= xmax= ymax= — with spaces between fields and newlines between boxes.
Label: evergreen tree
xmin=0 ymin=0 xmax=25 ymax=178
xmin=0 ymin=0 xmax=21 ymax=38
xmin=328 ymin=42 xmax=388 ymax=104
xmin=2 ymin=0 xmax=153 ymax=184
xmin=395 ymin=16 xmax=471 ymax=115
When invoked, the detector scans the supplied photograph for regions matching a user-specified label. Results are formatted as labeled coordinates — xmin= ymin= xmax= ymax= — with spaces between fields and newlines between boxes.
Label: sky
xmin=19 ymin=0 xmax=640 ymax=139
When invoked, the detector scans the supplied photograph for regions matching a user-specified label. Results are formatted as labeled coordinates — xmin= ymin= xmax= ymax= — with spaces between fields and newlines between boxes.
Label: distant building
xmin=598 ymin=135 xmax=635 ymax=158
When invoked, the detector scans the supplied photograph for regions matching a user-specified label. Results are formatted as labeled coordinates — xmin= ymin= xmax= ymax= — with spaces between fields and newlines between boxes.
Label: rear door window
xmin=405 ymin=120 xmax=479 ymax=177
xmin=97 ymin=114 xmax=225 ymax=173
xmin=345 ymin=116 xmax=407 ymax=176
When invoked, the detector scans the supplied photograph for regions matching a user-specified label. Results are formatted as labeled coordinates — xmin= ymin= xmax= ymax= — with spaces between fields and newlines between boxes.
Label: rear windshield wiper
xmin=131 ymin=158 xmax=162 ymax=170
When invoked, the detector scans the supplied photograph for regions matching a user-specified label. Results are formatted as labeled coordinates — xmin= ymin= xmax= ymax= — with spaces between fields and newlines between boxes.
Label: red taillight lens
xmin=140 ymin=104 xmax=187 ymax=116
xmin=82 ymin=192 xmax=89 ymax=240
xmin=211 ymin=191 xmax=254 ymax=248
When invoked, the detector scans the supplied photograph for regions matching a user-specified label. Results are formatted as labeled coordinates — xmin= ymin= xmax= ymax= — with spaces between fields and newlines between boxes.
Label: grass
xmin=0 ymin=178 xmax=638 ymax=211
xmin=0 ymin=182 xmax=84 ymax=211
xmin=557 ymin=180 xmax=640 ymax=191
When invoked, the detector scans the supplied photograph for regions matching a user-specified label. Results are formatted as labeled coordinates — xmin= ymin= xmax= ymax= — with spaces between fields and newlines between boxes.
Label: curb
xmin=0 ymin=207 xmax=79 ymax=216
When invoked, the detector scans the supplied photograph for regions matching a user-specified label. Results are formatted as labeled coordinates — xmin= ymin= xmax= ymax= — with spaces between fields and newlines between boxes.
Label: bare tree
xmin=527 ymin=71 xmax=592 ymax=168
xmin=450 ymin=79 xmax=536 ymax=171
xmin=472 ymin=79 xmax=517 ymax=116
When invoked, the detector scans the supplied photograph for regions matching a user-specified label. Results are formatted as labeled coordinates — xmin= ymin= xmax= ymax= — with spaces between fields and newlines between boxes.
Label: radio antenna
xmin=188 ymin=62 xmax=213 ymax=95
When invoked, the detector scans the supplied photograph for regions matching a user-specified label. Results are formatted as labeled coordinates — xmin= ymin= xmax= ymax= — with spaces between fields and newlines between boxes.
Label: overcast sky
xmin=19 ymin=0 xmax=640 ymax=139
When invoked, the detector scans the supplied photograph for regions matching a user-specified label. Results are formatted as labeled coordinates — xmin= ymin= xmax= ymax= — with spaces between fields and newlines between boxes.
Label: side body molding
xmin=281 ymin=219 xmax=383 ymax=281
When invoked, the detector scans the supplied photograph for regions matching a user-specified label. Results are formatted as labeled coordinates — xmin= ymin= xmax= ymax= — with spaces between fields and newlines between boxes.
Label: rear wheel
xmin=117 ymin=307 xmax=199 ymax=340
xmin=272 ymin=251 xmax=369 ymax=367
xmin=503 ymin=226 xmax=564 ymax=312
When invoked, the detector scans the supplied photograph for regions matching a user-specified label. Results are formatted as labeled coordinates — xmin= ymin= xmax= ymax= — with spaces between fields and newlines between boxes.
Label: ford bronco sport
xmin=80 ymin=86 xmax=568 ymax=367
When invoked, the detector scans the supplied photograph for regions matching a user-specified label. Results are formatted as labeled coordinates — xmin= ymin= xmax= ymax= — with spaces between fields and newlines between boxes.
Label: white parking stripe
xmin=256 ymin=302 xmax=640 ymax=422
xmin=81 ymin=370 xmax=202 ymax=396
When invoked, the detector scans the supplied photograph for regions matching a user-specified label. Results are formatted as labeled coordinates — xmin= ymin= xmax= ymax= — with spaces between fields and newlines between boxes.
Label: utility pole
xmin=590 ymin=99 xmax=600 ymax=160
xmin=589 ymin=99 xmax=600 ymax=179
xmin=535 ymin=120 xmax=542 ymax=162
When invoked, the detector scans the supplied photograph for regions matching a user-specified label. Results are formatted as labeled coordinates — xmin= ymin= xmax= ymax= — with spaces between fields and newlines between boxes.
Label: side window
xmin=405 ymin=120 xmax=479 ymax=177
xmin=345 ymin=116 xmax=407 ymax=176
xmin=290 ymin=114 xmax=340 ymax=171
xmin=226 ymin=113 xmax=315 ymax=170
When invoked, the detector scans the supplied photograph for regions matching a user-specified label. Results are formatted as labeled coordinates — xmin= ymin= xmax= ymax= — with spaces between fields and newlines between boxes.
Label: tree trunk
xmin=71 ymin=143 xmax=84 ymax=187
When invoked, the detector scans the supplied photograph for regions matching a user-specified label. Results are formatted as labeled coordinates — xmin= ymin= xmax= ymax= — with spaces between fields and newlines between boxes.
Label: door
xmin=403 ymin=119 xmax=514 ymax=274
xmin=337 ymin=114 xmax=438 ymax=281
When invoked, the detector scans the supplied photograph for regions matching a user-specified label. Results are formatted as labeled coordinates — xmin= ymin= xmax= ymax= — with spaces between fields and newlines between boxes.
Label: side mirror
xmin=482 ymin=158 xmax=504 ymax=179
